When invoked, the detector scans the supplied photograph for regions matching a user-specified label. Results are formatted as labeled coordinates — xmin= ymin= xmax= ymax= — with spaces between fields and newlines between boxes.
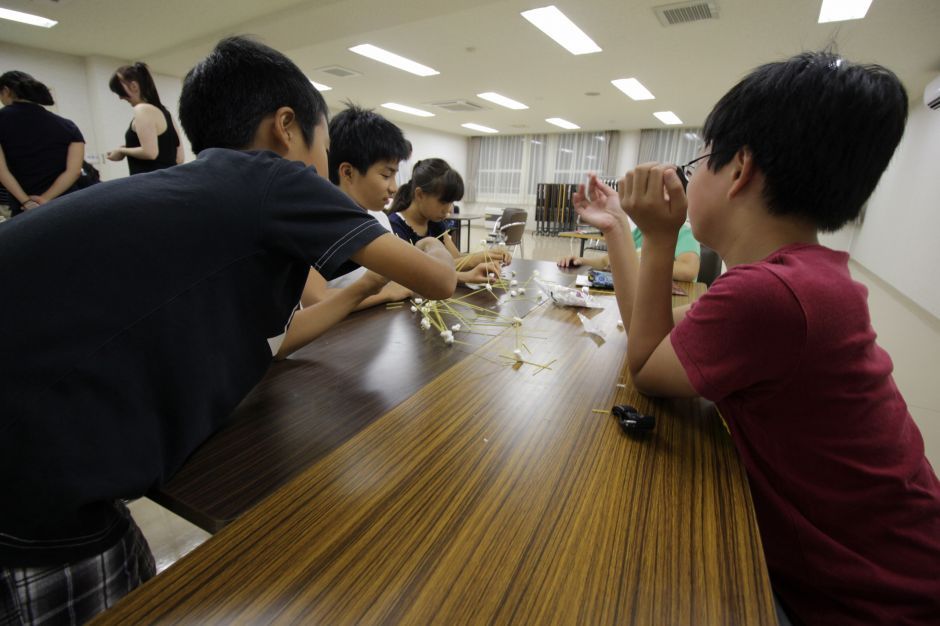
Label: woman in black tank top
xmin=106 ymin=62 xmax=182 ymax=175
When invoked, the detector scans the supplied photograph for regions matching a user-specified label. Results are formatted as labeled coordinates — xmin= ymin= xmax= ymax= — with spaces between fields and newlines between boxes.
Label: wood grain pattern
xmin=151 ymin=260 xmax=582 ymax=531
xmin=97 ymin=272 xmax=777 ymax=625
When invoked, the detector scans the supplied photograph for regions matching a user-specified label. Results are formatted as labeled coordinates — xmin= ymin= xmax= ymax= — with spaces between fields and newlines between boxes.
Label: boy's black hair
xmin=179 ymin=36 xmax=327 ymax=154
xmin=327 ymin=104 xmax=412 ymax=184
xmin=389 ymin=158 xmax=464 ymax=213
xmin=109 ymin=62 xmax=163 ymax=107
xmin=702 ymin=51 xmax=908 ymax=232
xmin=0 ymin=71 xmax=54 ymax=106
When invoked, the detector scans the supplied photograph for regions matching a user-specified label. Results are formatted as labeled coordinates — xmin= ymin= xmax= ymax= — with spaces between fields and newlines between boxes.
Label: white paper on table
xmin=577 ymin=312 xmax=607 ymax=341
xmin=534 ymin=278 xmax=604 ymax=309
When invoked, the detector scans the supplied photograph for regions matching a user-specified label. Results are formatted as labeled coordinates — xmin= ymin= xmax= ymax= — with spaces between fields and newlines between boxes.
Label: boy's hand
xmin=415 ymin=236 xmax=453 ymax=265
xmin=464 ymin=248 xmax=512 ymax=267
xmin=462 ymin=261 xmax=502 ymax=284
xmin=356 ymin=270 xmax=390 ymax=296
xmin=382 ymin=282 xmax=413 ymax=302
xmin=573 ymin=174 xmax=628 ymax=235
xmin=621 ymin=163 xmax=687 ymax=242
xmin=557 ymin=255 xmax=583 ymax=268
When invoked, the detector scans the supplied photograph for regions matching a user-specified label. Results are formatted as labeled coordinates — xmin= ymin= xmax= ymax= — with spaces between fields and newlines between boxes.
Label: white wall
xmin=396 ymin=122 xmax=468 ymax=180
xmin=850 ymin=102 xmax=940 ymax=318
xmin=1 ymin=42 xmax=190 ymax=182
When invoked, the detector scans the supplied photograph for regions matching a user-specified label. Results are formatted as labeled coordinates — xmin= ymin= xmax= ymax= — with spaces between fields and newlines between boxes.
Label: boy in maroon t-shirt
xmin=576 ymin=52 xmax=940 ymax=625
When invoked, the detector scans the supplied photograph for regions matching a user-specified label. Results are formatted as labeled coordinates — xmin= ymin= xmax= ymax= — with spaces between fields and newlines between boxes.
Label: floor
xmin=131 ymin=223 xmax=940 ymax=574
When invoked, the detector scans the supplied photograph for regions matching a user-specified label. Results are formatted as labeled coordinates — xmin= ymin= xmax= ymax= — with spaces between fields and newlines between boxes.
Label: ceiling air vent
xmin=431 ymin=100 xmax=485 ymax=113
xmin=653 ymin=1 xmax=719 ymax=26
xmin=316 ymin=66 xmax=360 ymax=78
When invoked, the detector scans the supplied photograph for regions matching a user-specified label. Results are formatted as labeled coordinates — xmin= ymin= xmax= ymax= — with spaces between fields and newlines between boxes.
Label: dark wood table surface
xmin=149 ymin=259 xmax=578 ymax=532
xmin=98 ymin=258 xmax=777 ymax=625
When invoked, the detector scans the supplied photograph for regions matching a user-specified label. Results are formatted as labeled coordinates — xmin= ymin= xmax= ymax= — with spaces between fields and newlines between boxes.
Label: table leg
xmin=580 ymin=239 xmax=586 ymax=256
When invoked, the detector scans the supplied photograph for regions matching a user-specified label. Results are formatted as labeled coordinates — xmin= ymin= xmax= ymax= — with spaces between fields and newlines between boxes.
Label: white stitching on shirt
xmin=314 ymin=221 xmax=385 ymax=271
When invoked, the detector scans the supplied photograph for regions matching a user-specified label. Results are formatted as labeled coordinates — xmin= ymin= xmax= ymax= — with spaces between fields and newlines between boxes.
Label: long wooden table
xmin=97 ymin=259 xmax=777 ymax=625
xmin=558 ymin=229 xmax=605 ymax=256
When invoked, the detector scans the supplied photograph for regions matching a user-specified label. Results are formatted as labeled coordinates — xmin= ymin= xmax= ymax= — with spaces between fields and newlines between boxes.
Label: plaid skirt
xmin=0 ymin=503 xmax=155 ymax=625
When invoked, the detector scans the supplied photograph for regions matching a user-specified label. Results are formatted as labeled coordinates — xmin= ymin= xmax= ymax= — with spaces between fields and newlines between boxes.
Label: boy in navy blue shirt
xmin=0 ymin=36 xmax=456 ymax=624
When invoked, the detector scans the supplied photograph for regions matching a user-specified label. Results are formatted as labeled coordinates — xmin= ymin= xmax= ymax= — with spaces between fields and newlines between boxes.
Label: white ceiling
xmin=1 ymin=0 xmax=939 ymax=136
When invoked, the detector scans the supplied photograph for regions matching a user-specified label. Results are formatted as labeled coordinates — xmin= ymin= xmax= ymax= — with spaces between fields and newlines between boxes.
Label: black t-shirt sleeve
xmin=260 ymin=159 xmax=388 ymax=279
xmin=63 ymin=118 xmax=84 ymax=143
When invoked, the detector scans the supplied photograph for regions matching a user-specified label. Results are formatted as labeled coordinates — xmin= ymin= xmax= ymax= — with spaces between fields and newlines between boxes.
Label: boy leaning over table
xmin=575 ymin=51 xmax=940 ymax=626
xmin=0 ymin=36 xmax=456 ymax=624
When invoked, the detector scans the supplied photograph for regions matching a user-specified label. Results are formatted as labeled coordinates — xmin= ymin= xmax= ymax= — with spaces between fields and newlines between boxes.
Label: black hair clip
xmin=612 ymin=404 xmax=656 ymax=433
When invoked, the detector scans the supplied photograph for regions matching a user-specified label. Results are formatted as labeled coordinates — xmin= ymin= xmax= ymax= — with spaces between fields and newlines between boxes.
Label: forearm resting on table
xmin=627 ymin=236 xmax=679 ymax=379
xmin=276 ymin=279 xmax=379 ymax=359
xmin=351 ymin=234 xmax=456 ymax=301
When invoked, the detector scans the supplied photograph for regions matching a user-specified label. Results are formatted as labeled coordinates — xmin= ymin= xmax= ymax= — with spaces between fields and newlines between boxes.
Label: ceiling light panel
xmin=818 ymin=0 xmax=873 ymax=23
xmin=611 ymin=78 xmax=655 ymax=101
xmin=462 ymin=123 xmax=498 ymax=134
xmin=476 ymin=92 xmax=528 ymax=110
xmin=349 ymin=44 xmax=439 ymax=76
xmin=309 ymin=80 xmax=332 ymax=92
xmin=381 ymin=102 xmax=435 ymax=117
xmin=546 ymin=117 xmax=580 ymax=130
xmin=0 ymin=7 xmax=57 ymax=27
xmin=653 ymin=111 xmax=683 ymax=125
xmin=520 ymin=6 xmax=601 ymax=55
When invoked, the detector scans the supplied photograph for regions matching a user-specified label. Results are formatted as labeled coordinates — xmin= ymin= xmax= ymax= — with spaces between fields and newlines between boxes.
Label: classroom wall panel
xmin=396 ymin=122 xmax=468 ymax=182
xmin=850 ymin=102 xmax=940 ymax=318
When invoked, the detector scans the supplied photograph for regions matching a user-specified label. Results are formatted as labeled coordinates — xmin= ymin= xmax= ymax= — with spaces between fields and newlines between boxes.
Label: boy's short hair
xmin=327 ymin=104 xmax=412 ymax=184
xmin=702 ymin=51 xmax=907 ymax=231
xmin=179 ymin=36 xmax=327 ymax=154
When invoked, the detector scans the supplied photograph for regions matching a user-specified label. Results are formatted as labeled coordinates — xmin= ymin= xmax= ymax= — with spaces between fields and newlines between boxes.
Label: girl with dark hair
xmin=0 ymin=71 xmax=85 ymax=216
xmin=107 ymin=62 xmax=183 ymax=174
xmin=389 ymin=158 xmax=511 ymax=277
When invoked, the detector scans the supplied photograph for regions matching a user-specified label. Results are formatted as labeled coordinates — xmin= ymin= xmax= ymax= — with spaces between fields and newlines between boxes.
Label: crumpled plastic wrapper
xmin=577 ymin=312 xmax=607 ymax=341
xmin=534 ymin=278 xmax=604 ymax=309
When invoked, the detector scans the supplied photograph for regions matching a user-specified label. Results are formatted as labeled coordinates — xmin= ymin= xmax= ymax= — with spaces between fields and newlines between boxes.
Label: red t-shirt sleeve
xmin=670 ymin=264 xmax=807 ymax=402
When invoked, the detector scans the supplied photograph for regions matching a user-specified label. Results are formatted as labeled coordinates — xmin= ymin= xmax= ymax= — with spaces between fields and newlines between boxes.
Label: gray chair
xmin=697 ymin=244 xmax=722 ymax=286
xmin=487 ymin=208 xmax=527 ymax=248
xmin=494 ymin=220 xmax=526 ymax=258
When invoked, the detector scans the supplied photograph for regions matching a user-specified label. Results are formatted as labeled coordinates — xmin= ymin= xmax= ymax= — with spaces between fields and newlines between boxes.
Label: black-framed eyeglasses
xmin=675 ymin=152 xmax=714 ymax=191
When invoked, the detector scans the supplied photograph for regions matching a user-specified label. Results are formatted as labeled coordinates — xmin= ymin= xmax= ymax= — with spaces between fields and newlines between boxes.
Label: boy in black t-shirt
xmin=0 ymin=37 xmax=456 ymax=624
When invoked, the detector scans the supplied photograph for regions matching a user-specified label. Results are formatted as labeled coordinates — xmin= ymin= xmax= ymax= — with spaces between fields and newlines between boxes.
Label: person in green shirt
xmin=558 ymin=222 xmax=701 ymax=281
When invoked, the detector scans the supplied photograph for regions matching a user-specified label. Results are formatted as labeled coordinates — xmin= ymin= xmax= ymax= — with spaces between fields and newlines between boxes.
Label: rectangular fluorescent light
xmin=818 ymin=0 xmax=873 ymax=23
xmin=521 ymin=6 xmax=601 ymax=55
xmin=0 ymin=7 xmax=57 ymax=28
xmin=461 ymin=123 xmax=498 ymax=134
xmin=653 ymin=111 xmax=683 ymax=125
xmin=611 ymin=78 xmax=655 ymax=101
xmin=546 ymin=117 xmax=580 ymax=130
xmin=309 ymin=80 xmax=332 ymax=92
xmin=476 ymin=92 xmax=528 ymax=110
xmin=381 ymin=102 xmax=435 ymax=117
xmin=349 ymin=44 xmax=439 ymax=76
